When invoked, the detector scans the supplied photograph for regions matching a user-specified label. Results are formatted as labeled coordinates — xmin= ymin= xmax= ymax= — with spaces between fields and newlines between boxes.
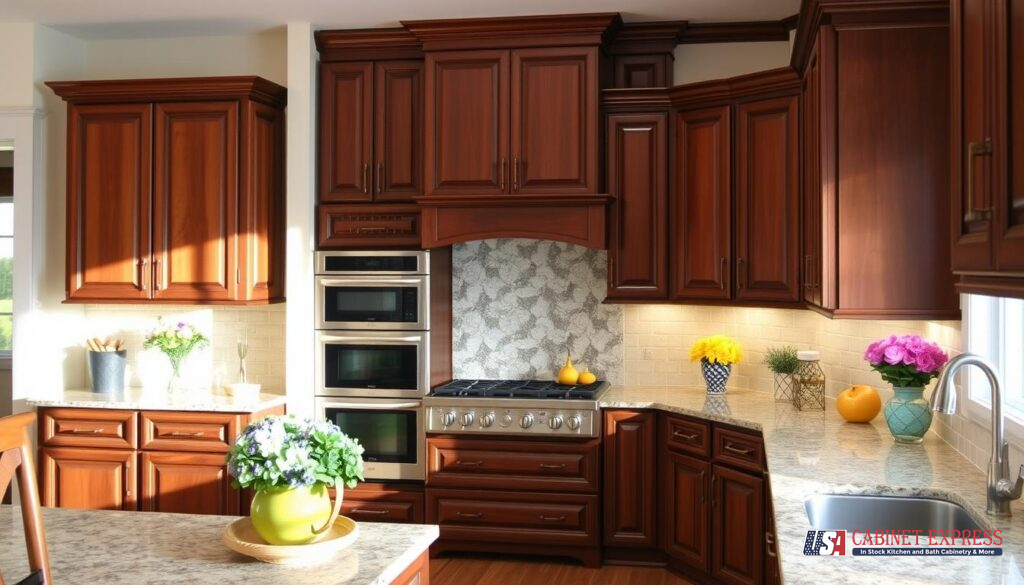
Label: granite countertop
xmin=600 ymin=386 xmax=1024 ymax=585
xmin=28 ymin=388 xmax=287 ymax=413
xmin=0 ymin=506 xmax=438 ymax=585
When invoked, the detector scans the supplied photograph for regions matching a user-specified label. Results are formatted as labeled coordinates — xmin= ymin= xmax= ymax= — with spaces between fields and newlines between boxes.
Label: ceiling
xmin=1 ymin=0 xmax=801 ymax=40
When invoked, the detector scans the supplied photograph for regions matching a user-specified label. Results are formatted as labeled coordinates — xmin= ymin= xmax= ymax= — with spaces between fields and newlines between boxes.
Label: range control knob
xmin=501 ymin=414 xmax=514 ymax=427
xmin=520 ymin=413 xmax=535 ymax=429
xmin=566 ymin=415 xmax=582 ymax=431
xmin=460 ymin=412 xmax=475 ymax=427
xmin=442 ymin=411 xmax=457 ymax=427
xmin=480 ymin=412 xmax=496 ymax=428
xmin=548 ymin=415 xmax=564 ymax=430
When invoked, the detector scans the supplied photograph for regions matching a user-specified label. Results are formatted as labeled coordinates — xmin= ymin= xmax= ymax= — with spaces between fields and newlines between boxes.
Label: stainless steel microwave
xmin=315 ymin=330 xmax=430 ymax=399
xmin=315 ymin=396 xmax=425 ymax=481
xmin=315 ymin=251 xmax=430 ymax=331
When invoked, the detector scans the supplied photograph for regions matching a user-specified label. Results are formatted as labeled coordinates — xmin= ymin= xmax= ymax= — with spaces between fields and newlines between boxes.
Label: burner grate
xmin=431 ymin=379 xmax=609 ymax=399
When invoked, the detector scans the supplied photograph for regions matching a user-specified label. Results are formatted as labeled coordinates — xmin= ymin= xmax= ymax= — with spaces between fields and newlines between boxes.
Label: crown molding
xmin=403 ymin=13 xmax=623 ymax=50
xmin=315 ymin=28 xmax=423 ymax=61
xmin=45 ymin=76 xmax=287 ymax=107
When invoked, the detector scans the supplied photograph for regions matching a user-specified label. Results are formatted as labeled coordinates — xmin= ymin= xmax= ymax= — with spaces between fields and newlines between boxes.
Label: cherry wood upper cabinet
xmin=319 ymin=62 xmax=374 ymax=201
xmin=801 ymin=39 xmax=824 ymax=308
xmin=375 ymin=61 xmax=424 ymax=201
xmin=511 ymin=47 xmax=598 ymax=195
xmin=424 ymin=50 xmax=510 ymax=196
xmin=606 ymin=113 xmax=668 ymax=300
xmin=65 ymin=103 xmax=152 ymax=301
xmin=951 ymin=0 xmax=1024 ymax=297
xmin=48 ymin=76 xmax=287 ymax=305
xmin=735 ymin=95 xmax=800 ymax=303
xmin=673 ymin=106 xmax=731 ymax=300
xmin=152 ymin=101 xmax=237 ymax=302
xmin=602 ymin=410 xmax=658 ymax=550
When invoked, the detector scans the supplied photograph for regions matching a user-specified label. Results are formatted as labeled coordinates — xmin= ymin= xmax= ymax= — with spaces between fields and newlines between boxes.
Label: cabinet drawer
xmin=662 ymin=414 xmax=710 ymax=457
xmin=427 ymin=437 xmax=599 ymax=493
xmin=140 ymin=411 xmax=240 ymax=453
xmin=318 ymin=204 xmax=421 ymax=248
xmin=335 ymin=482 xmax=424 ymax=524
xmin=712 ymin=426 xmax=765 ymax=473
xmin=427 ymin=488 xmax=599 ymax=546
xmin=40 ymin=408 xmax=137 ymax=449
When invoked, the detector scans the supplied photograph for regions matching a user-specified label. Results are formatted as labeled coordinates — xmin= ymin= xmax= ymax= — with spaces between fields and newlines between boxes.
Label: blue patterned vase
xmin=702 ymin=360 xmax=732 ymax=395
xmin=884 ymin=386 xmax=932 ymax=444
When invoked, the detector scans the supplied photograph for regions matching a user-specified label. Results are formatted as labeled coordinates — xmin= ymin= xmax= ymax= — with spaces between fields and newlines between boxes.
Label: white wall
xmin=0 ymin=24 xmax=37 ymax=107
xmin=673 ymin=41 xmax=793 ymax=84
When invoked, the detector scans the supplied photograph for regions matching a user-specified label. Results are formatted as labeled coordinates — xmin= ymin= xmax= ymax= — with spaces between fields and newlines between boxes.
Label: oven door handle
xmin=317 ymin=334 xmax=426 ymax=345
xmin=321 ymin=401 xmax=422 ymax=410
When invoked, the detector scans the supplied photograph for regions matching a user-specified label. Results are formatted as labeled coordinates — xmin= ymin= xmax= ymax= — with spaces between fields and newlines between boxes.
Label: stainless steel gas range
xmin=424 ymin=379 xmax=610 ymax=438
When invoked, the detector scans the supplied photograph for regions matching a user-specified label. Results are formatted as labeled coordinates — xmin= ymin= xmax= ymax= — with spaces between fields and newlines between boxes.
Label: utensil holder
xmin=89 ymin=350 xmax=127 ymax=393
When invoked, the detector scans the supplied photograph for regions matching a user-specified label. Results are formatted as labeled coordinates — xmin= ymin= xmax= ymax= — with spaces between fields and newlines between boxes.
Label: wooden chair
xmin=0 ymin=412 xmax=51 ymax=585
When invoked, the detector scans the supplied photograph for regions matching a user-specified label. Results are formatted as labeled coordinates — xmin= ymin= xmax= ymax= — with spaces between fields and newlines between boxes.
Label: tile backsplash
xmin=80 ymin=304 xmax=285 ymax=393
xmin=451 ymin=239 xmax=624 ymax=384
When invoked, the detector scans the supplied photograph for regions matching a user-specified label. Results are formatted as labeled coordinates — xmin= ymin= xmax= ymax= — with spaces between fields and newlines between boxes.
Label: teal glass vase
xmin=883 ymin=386 xmax=933 ymax=444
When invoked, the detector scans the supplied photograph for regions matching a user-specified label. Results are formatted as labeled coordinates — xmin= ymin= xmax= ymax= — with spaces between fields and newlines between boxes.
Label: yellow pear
xmin=557 ymin=353 xmax=580 ymax=385
xmin=578 ymin=369 xmax=597 ymax=385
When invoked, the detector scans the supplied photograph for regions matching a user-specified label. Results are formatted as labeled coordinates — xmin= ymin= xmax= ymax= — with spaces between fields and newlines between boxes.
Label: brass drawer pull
xmin=724 ymin=443 xmax=754 ymax=457
xmin=362 ymin=162 xmax=370 ymax=194
xmin=351 ymin=508 xmax=390 ymax=515
xmin=539 ymin=515 xmax=566 ymax=522
xmin=699 ymin=469 xmax=706 ymax=504
xmin=67 ymin=428 xmax=103 ymax=434
xmin=354 ymin=226 xmax=388 ymax=235
xmin=456 ymin=512 xmax=483 ymax=519
xmin=673 ymin=430 xmax=699 ymax=441
xmin=454 ymin=460 xmax=483 ymax=467
xmin=539 ymin=463 xmax=566 ymax=470
xmin=166 ymin=431 xmax=204 ymax=438
xmin=376 ymin=162 xmax=384 ymax=194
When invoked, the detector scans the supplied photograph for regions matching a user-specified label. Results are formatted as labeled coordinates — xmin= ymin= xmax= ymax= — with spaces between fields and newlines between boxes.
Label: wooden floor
xmin=430 ymin=554 xmax=694 ymax=585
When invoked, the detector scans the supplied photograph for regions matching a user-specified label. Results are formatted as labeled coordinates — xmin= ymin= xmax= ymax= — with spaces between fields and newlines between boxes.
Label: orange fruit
xmin=836 ymin=385 xmax=882 ymax=423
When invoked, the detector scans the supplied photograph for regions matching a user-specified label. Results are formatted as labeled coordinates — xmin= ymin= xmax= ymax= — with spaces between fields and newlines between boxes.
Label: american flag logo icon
xmin=803 ymin=530 xmax=847 ymax=556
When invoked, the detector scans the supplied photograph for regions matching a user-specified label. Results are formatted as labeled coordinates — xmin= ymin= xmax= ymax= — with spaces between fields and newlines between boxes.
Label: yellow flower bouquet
xmin=689 ymin=335 xmax=742 ymax=365
xmin=690 ymin=335 xmax=741 ymax=395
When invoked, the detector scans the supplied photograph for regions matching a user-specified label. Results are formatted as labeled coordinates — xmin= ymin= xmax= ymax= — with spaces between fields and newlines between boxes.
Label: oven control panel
xmin=426 ymin=406 xmax=598 ymax=438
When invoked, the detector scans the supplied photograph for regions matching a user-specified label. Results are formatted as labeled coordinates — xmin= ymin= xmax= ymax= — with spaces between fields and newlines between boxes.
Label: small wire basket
xmin=773 ymin=372 xmax=797 ymax=402
xmin=794 ymin=351 xmax=826 ymax=411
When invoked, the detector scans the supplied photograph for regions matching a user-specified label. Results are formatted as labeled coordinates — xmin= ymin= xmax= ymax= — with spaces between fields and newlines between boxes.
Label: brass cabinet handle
xmin=351 ymin=508 xmax=390 ymax=515
xmin=139 ymin=258 xmax=148 ymax=291
xmin=125 ymin=457 xmax=132 ymax=498
xmin=673 ymin=430 xmax=698 ymax=441
xmin=499 ymin=158 xmax=507 ymax=191
xmin=456 ymin=512 xmax=483 ymax=519
xmin=699 ymin=469 xmax=706 ymax=504
xmin=965 ymin=139 xmax=994 ymax=222
xmin=711 ymin=474 xmax=717 ymax=508
xmin=512 ymin=157 xmax=520 ymax=192
xmin=362 ymin=162 xmax=370 ymax=194
xmin=539 ymin=463 xmax=566 ymax=470
xmin=539 ymin=515 xmax=566 ymax=522
xmin=166 ymin=431 xmax=204 ymax=438
xmin=68 ymin=428 xmax=103 ymax=434
xmin=454 ymin=460 xmax=483 ymax=467
xmin=720 ymin=257 xmax=727 ymax=290
xmin=376 ymin=162 xmax=383 ymax=195
xmin=354 ymin=226 xmax=388 ymax=235
xmin=153 ymin=259 xmax=162 ymax=291
xmin=724 ymin=443 xmax=754 ymax=457
xmin=737 ymin=258 xmax=745 ymax=290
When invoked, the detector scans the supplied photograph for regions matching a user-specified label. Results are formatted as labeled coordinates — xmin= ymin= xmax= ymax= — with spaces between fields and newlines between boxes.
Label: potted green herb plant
xmin=226 ymin=416 xmax=365 ymax=545
xmin=763 ymin=346 xmax=799 ymax=402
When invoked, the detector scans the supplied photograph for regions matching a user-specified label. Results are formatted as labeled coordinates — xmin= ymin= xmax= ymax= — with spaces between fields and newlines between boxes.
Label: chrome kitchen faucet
xmin=931 ymin=353 xmax=1024 ymax=516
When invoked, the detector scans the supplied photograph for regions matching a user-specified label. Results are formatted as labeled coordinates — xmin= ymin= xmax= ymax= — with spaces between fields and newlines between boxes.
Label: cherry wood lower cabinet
xmin=426 ymin=436 xmax=601 ymax=567
xmin=38 ymin=404 xmax=283 ymax=515
xmin=602 ymin=410 xmax=659 ymax=559
xmin=389 ymin=550 xmax=430 ymax=585
xmin=661 ymin=450 xmax=710 ymax=573
xmin=710 ymin=464 xmax=764 ymax=585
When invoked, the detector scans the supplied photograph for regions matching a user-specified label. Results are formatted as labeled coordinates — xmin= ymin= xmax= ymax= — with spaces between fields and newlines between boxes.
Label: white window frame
xmin=964 ymin=293 xmax=1024 ymax=443
xmin=0 ymin=193 xmax=11 ymax=360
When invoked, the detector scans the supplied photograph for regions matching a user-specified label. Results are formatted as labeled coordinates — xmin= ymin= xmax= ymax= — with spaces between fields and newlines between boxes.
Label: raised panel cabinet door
xmin=711 ymin=465 xmax=764 ymax=585
xmin=375 ymin=61 xmax=424 ymax=201
xmin=40 ymin=447 xmax=136 ymax=511
xmin=661 ymin=450 xmax=709 ymax=574
xmin=152 ymin=101 xmax=238 ymax=301
xmin=735 ymin=95 xmax=800 ymax=303
xmin=238 ymin=100 xmax=286 ymax=302
xmin=320 ymin=62 xmax=374 ymax=201
xmin=606 ymin=113 xmax=668 ymax=299
xmin=996 ymin=0 xmax=1024 ymax=269
xmin=511 ymin=47 xmax=598 ymax=194
xmin=951 ymin=0 xmax=997 ymax=271
xmin=672 ymin=106 xmax=731 ymax=300
xmin=140 ymin=451 xmax=240 ymax=515
xmin=801 ymin=41 xmax=824 ymax=308
xmin=66 ymin=103 xmax=152 ymax=301
xmin=425 ymin=50 xmax=510 ymax=196
xmin=602 ymin=410 xmax=657 ymax=547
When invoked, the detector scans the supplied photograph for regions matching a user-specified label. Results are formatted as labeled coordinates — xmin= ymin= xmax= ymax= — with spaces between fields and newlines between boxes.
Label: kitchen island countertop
xmin=0 ymin=506 xmax=437 ymax=585
xmin=28 ymin=388 xmax=287 ymax=413
xmin=600 ymin=386 xmax=1024 ymax=585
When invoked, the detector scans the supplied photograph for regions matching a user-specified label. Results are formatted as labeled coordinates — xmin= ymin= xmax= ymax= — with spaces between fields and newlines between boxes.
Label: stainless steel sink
xmin=805 ymin=494 xmax=984 ymax=532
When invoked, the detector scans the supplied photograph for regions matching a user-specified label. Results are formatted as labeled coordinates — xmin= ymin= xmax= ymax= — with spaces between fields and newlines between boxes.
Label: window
xmin=965 ymin=294 xmax=1024 ymax=425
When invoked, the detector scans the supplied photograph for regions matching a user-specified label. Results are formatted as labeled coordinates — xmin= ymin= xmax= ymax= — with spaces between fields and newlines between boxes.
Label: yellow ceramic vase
xmin=250 ymin=483 xmax=341 ymax=545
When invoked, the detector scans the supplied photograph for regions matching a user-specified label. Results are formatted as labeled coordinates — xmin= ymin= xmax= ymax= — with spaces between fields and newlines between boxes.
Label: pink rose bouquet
xmin=864 ymin=334 xmax=949 ymax=387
